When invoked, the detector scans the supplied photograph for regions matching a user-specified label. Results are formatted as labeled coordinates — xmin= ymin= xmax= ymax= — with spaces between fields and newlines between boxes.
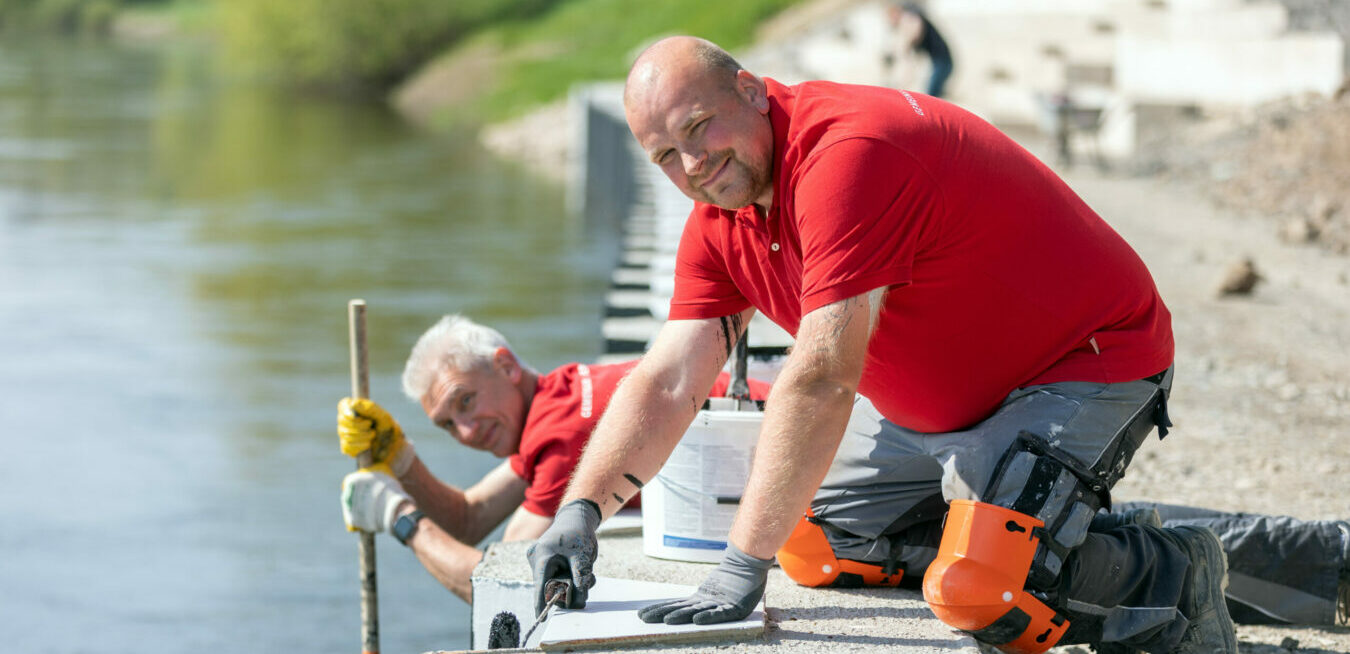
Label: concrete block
xmin=464 ymin=534 xmax=981 ymax=653
xmin=1162 ymin=2 xmax=1287 ymax=39
xmin=747 ymin=314 xmax=794 ymax=349
xmin=621 ymin=249 xmax=653 ymax=267
xmin=1116 ymin=33 xmax=1345 ymax=106
xmin=601 ymin=315 xmax=660 ymax=343
xmin=610 ymin=267 xmax=649 ymax=287
xmin=537 ymin=577 xmax=764 ymax=649
xmin=469 ymin=576 xmax=534 ymax=651
xmin=605 ymin=289 xmax=656 ymax=310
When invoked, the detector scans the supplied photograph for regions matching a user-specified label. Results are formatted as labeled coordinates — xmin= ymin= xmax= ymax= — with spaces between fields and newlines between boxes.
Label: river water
xmin=0 ymin=37 xmax=616 ymax=653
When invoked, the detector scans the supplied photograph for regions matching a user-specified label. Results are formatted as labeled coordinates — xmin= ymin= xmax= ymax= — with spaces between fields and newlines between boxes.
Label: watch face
xmin=394 ymin=511 xmax=422 ymax=545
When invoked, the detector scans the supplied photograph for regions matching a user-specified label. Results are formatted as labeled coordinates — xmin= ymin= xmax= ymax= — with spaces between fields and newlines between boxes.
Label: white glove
xmin=341 ymin=469 xmax=412 ymax=533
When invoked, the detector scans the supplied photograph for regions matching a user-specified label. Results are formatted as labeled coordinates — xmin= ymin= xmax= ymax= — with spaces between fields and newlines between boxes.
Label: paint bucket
xmin=642 ymin=406 xmax=762 ymax=562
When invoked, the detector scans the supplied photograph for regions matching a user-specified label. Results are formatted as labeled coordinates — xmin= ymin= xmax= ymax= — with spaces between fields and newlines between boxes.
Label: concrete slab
xmin=610 ymin=267 xmax=650 ymax=287
xmin=601 ymin=315 xmax=660 ymax=342
xmin=536 ymin=576 xmax=765 ymax=649
xmin=1115 ymin=33 xmax=1345 ymax=106
xmin=459 ymin=533 xmax=980 ymax=653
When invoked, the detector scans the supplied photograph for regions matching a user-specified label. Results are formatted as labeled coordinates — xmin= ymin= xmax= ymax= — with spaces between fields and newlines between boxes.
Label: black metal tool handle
xmin=729 ymin=329 xmax=750 ymax=401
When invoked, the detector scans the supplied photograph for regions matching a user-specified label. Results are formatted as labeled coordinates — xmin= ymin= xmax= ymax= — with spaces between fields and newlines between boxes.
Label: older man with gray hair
xmin=337 ymin=314 xmax=767 ymax=602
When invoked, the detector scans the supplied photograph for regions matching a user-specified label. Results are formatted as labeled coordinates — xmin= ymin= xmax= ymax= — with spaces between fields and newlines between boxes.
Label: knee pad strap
xmin=923 ymin=500 xmax=1069 ymax=653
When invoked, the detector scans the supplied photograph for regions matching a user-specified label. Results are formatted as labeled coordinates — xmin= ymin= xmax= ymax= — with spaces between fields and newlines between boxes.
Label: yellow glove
xmin=337 ymin=397 xmax=416 ymax=477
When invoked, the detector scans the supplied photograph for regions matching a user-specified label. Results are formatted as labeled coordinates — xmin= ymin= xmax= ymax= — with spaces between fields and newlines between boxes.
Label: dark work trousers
xmin=1118 ymin=501 xmax=1349 ymax=626
xmin=809 ymin=368 xmax=1199 ymax=649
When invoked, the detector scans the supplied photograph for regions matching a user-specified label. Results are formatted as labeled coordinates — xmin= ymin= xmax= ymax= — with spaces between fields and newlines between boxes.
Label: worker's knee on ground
xmin=777 ymin=513 xmax=904 ymax=588
xmin=922 ymin=500 xmax=1069 ymax=653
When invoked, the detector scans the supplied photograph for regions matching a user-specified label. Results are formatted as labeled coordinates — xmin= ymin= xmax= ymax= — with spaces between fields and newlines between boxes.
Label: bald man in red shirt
xmin=526 ymin=37 xmax=1233 ymax=653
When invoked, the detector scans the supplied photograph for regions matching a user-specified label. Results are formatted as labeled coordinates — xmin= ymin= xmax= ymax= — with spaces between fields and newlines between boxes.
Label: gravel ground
xmin=1133 ymin=90 xmax=1350 ymax=258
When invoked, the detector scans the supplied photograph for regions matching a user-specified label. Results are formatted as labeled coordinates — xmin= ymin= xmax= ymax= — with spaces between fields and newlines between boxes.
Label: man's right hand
xmin=337 ymin=397 xmax=416 ymax=477
xmin=526 ymin=499 xmax=602 ymax=615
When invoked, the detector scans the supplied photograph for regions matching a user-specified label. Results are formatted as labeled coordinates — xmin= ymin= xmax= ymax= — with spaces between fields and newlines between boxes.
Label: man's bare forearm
xmin=729 ymin=370 xmax=855 ymax=558
xmin=401 ymin=458 xmax=522 ymax=545
xmin=564 ymin=315 xmax=745 ymax=518
xmin=562 ymin=360 xmax=706 ymax=518
xmin=728 ymin=294 xmax=874 ymax=559
xmin=403 ymin=512 xmax=484 ymax=602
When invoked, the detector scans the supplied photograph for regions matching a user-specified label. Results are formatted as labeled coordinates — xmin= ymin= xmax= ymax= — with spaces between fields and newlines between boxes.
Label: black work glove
xmin=526 ymin=499 xmax=601 ymax=615
xmin=637 ymin=542 xmax=772 ymax=625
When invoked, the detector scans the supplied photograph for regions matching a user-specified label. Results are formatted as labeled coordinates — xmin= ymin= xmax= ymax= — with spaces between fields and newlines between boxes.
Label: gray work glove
xmin=526 ymin=499 xmax=601 ymax=615
xmin=637 ymin=542 xmax=772 ymax=625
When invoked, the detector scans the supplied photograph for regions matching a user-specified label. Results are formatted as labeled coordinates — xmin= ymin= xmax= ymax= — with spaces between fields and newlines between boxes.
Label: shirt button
xmin=771 ymin=242 xmax=780 ymax=252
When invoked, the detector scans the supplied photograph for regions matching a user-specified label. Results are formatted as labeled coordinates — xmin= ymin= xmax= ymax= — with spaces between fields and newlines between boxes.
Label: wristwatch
xmin=392 ymin=509 xmax=426 ymax=546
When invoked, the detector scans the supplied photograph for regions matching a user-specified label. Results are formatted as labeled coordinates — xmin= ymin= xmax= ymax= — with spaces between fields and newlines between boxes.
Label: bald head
xmin=622 ymin=36 xmax=775 ymax=211
xmin=625 ymin=36 xmax=743 ymax=110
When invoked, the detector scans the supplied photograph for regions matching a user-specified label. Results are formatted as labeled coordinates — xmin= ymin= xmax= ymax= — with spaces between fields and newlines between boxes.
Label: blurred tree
xmin=220 ymin=0 xmax=554 ymax=95
xmin=0 ymin=0 xmax=146 ymax=33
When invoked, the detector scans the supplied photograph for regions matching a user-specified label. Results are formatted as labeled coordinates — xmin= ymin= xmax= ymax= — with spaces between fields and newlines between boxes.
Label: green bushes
xmin=219 ymin=0 xmax=553 ymax=93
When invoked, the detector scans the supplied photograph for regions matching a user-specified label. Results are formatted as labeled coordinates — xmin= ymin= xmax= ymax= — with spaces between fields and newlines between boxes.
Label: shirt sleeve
xmin=669 ymin=207 xmax=752 ymax=320
xmin=794 ymin=137 xmax=943 ymax=314
xmin=519 ymin=433 xmax=586 ymax=517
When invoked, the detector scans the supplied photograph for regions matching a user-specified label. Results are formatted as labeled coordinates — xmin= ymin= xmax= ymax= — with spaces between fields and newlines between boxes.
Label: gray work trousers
xmin=1119 ymin=501 xmax=1350 ymax=626
xmin=810 ymin=369 xmax=1193 ymax=649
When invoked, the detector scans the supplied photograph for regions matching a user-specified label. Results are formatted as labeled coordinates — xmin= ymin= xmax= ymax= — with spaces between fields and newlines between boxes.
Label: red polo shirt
xmin=510 ymin=361 xmax=771 ymax=516
xmin=669 ymin=79 xmax=1172 ymax=433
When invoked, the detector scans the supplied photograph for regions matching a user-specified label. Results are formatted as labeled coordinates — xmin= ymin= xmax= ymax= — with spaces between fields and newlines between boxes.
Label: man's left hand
xmin=341 ymin=468 xmax=412 ymax=533
xmin=637 ymin=543 xmax=772 ymax=625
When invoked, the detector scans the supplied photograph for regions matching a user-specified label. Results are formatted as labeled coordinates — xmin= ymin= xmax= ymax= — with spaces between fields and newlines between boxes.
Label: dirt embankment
xmin=1137 ymin=89 xmax=1350 ymax=258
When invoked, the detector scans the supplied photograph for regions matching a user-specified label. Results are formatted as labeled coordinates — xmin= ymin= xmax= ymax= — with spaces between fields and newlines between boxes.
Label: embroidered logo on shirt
xmin=899 ymin=90 xmax=925 ymax=116
xmin=578 ymin=364 xmax=594 ymax=418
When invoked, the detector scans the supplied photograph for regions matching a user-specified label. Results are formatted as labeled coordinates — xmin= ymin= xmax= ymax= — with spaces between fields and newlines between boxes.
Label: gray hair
xmin=400 ymin=314 xmax=532 ymax=402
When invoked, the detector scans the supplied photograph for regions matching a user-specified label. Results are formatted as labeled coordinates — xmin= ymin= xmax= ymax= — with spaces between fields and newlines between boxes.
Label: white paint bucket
xmin=641 ymin=408 xmax=763 ymax=562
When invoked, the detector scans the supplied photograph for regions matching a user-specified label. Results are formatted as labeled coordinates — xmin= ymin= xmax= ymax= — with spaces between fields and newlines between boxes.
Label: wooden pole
xmin=348 ymin=299 xmax=379 ymax=654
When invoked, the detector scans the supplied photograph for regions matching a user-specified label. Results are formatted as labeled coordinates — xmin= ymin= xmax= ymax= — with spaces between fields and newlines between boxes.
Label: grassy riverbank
xmin=411 ymin=0 xmax=802 ymax=125
xmin=217 ymin=0 xmax=800 ymax=123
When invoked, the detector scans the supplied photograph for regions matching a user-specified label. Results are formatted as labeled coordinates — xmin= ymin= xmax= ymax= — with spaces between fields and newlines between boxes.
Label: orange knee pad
xmin=776 ymin=510 xmax=905 ymax=588
xmin=922 ymin=500 xmax=1069 ymax=653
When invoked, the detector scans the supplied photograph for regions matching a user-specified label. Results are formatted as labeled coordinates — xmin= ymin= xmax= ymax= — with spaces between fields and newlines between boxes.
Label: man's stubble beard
xmin=698 ymin=150 xmax=772 ymax=210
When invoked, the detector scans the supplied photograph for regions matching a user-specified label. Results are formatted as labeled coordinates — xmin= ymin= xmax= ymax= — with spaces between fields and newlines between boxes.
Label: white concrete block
xmin=602 ymin=316 xmax=660 ymax=343
xmin=469 ymin=576 xmax=534 ymax=650
xmin=1164 ymin=2 xmax=1287 ymax=39
xmin=612 ymin=267 xmax=650 ymax=287
xmin=606 ymin=289 xmax=657 ymax=309
xmin=748 ymin=314 xmax=795 ymax=349
xmin=935 ymin=0 xmax=1120 ymax=16
xmin=537 ymin=576 xmax=764 ymax=649
xmin=622 ymin=249 xmax=654 ymax=267
xmin=1116 ymin=33 xmax=1346 ymax=106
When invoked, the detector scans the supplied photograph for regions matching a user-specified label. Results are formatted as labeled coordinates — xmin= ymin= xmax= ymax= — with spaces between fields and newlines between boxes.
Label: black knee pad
xmin=982 ymin=431 xmax=1103 ymax=590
